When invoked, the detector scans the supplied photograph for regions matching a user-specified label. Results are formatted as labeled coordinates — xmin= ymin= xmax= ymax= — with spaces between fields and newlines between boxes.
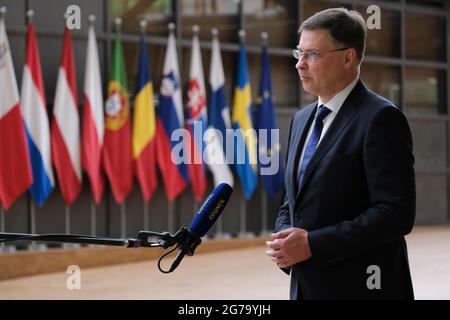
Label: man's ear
xmin=344 ymin=49 xmax=356 ymax=67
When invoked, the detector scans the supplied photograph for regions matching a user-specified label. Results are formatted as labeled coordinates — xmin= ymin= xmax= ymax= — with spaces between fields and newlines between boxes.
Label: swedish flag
xmin=231 ymin=43 xmax=258 ymax=200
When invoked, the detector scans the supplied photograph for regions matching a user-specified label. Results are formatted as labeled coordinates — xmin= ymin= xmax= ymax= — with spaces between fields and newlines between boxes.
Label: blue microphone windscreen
xmin=189 ymin=183 xmax=233 ymax=237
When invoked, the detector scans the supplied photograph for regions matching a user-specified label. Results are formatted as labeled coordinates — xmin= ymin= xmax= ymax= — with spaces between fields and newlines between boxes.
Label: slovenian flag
xmin=231 ymin=42 xmax=258 ymax=200
xmin=156 ymin=27 xmax=188 ymax=201
xmin=51 ymin=27 xmax=81 ymax=205
xmin=20 ymin=21 xmax=54 ymax=205
xmin=0 ymin=16 xmax=33 ymax=209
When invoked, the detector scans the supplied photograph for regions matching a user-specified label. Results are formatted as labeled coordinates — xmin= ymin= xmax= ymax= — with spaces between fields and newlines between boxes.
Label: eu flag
xmin=254 ymin=45 xmax=284 ymax=197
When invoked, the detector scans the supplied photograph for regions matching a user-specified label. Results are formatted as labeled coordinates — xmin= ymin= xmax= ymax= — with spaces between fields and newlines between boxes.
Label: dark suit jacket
xmin=275 ymin=80 xmax=415 ymax=300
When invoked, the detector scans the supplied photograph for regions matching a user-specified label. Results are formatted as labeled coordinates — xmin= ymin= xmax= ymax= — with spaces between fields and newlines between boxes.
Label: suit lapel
xmin=296 ymin=80 xmax=367 ymax=200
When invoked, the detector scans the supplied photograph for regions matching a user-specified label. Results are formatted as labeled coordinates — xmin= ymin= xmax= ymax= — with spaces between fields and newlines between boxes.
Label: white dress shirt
xmin=297 ymin=77 xmax=359 ymax=179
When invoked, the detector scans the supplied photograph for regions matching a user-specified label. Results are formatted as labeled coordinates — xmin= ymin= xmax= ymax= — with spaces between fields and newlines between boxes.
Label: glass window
xmin=111 ymin=0 xmax=172 ymax=36
xmin=405 ymin=13 xmax=446 ymax=61
xmin=406 ymin=0 xmax=446 ymax=7
xmin=180 ymin=0 xmax=239 ymax=42
xmin=404 ymin=67 xmax=446 ymax=115
xmin=361 ymin=63 xmax=401 ymax=107
xmin=244 ymin=0 xmax=298 ymax=48
xmin=303 ymin=1 xmax=352 ymax=21
xmin=356 ymin=7 xmax=400 ymax=57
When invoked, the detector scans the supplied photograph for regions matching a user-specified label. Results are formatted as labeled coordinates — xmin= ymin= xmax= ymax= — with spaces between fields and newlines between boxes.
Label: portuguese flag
xmin=102 ymin=31 xmax=133 ymax=204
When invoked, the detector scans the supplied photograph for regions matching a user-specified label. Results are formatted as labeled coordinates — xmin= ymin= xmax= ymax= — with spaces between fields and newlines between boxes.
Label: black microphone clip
xmin=173 ymin=227 xmax=202 ymax=257
xmin=137 ymin=227 xmax=202 ymax=273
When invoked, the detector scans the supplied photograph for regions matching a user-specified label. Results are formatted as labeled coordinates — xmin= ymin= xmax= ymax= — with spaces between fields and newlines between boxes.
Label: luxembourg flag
xmin=20 ymin=21 xmax=54 ymax=206
xmin=206 ymin=30 xmax=234 ymax=188
xmin=186 ymin=27 xmax=207 ymax=202
xmin=156 ymin=26 xmax=188 ymax=201
xmin=51 ymin=27 xmax=81 ymax=205
xmin=0 ymin=16 xmax=33 ymax=209
xmin=82 ymin=22 xmax=104 ymax=204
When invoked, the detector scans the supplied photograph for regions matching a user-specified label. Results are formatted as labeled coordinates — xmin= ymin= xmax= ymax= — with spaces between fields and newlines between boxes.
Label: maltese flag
xmin=0 ymin=17 xmax=33 ymax=209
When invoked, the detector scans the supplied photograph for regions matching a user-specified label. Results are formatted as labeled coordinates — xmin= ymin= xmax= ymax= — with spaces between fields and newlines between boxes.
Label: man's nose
xmin=296 ymin=58 xmax=307 ymax=70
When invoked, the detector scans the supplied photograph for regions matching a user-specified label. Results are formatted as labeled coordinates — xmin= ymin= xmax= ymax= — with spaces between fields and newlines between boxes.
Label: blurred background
xmin=0 ymin=0 xmax=448 ymax=247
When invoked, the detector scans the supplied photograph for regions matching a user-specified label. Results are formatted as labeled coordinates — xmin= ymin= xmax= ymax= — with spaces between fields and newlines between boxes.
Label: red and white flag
xmin=82 ymin=23 xmax=104 ymax=204
xmin=186 ymin=29 xmax=207 ymax=202
xmin=0 ymin=17 xmax=33 ymax=209
xmin=51 ymin=27 xmax=81 ymax=205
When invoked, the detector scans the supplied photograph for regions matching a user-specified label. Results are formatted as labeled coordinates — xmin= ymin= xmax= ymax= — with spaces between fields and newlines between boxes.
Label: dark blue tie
xmin=298 ymin=105 xmax=332 ymax=189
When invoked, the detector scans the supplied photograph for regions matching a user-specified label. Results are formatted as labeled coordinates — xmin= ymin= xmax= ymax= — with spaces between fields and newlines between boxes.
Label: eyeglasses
xmin=292 ymin=47 xmax=350 ymax=62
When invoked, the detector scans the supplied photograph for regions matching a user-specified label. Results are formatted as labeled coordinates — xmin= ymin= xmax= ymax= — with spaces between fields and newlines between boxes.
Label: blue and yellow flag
xmin=132 ymin=34 xmax=157 ymax=202
xmin=231 ymin=43 xmax=258 ymax=200
xmin=255 ymin=44 xmax=284 ymax=198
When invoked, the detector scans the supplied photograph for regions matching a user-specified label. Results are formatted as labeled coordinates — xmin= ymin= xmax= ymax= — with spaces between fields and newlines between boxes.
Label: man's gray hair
xmin=299 ymin=8 xmax=367 ymax=62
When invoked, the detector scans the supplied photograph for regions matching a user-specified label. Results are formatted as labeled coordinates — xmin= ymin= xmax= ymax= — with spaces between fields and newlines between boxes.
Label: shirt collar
xmin=318 ymin=76 xmax=359 ymax=114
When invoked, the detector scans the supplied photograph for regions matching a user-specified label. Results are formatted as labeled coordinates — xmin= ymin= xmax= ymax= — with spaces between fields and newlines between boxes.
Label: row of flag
xmin=0 ymin=17 xmax=284 ymax=211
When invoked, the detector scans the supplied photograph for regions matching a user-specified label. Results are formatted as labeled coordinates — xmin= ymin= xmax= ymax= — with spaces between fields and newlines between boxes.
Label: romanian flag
xmin=132 ymin=34 xmax=157 ymax=202
xmin=231 ymin=42 xmax=258 ymax=200
xmin=103 ymin=30 xmax=133 ymax=204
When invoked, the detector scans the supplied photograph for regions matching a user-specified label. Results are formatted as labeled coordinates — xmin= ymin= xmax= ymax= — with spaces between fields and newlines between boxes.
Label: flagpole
xmin=0 ymin=205 xmax=5 ymax=252
xmin=209 ymin=28 xmax=228 ymax=240
xmin=260 ymin=184 xmax=269 ymax=236
xmin=168 ymin=201 xmax=174 ymax=234
xmin=29 ymin=200 xmax=37 ymax=249
xmin=65 ymin=205 xmax=70 ymax=234
xmin=89 ymin=200 xmax=97 ymax=237
xmin=63 ymin=205 xmax=80 ymax=249
xmin=237 ymin=29 xmax=248 ymax=239
xmin=140 ymin=17 xmax=147 ymax=36
xmin=120 ymin=201 xmax=126 ymax=238
xmin=138 ymin=19 xmax=150 ymax=233
xmin=0 ymin=6 xmax=5 ymax=21
xmin=260 ymin=32 xmax=270 ymax=236
xmin=24 ymin=11 xmax=39 ymax=249
xmin=239 ymin=196 xmax=247 ymax=238
xmin=143 ymin=201 xmax=149 ymax=231
xmin=0 ymin=8 xmax=6 ymax=253
xmin=87 ymin=14 xmax=98 ymax=240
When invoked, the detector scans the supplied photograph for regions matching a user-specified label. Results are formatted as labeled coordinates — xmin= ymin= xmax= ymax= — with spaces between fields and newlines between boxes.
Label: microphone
xmin=169 ymin=183 xmax=233 ymax=272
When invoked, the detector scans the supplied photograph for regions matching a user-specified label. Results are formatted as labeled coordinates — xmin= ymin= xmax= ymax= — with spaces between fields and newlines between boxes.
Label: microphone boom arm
xmin=0 ymin=228 xmax=201 ymax=273
xmin=0 ymin=230 xmax=181 ymax=248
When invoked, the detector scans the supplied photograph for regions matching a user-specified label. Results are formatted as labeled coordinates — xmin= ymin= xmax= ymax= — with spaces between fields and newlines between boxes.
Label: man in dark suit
xmin=265 ymin=8 xmax=415 ymax=300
